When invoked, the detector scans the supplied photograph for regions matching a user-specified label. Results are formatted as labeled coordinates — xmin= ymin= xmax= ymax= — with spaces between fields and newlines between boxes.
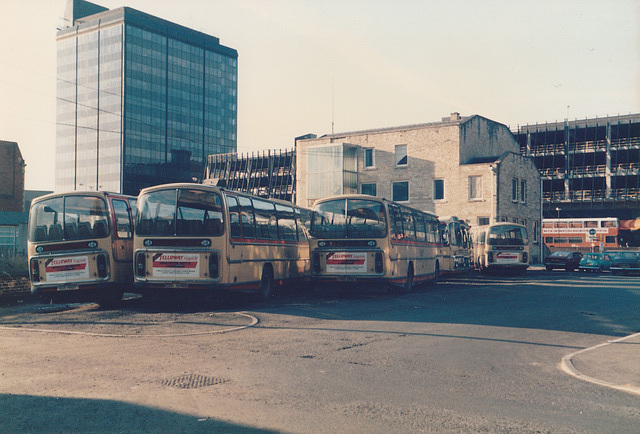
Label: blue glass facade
xmin=56 ymin=6 xmax=237 ymax=195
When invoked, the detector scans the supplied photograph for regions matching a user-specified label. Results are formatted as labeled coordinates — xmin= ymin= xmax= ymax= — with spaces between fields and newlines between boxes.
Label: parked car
xmin=578 ymin=252 xmax=612 ymax=273
xmin=610 ymin=251 xmax=640 ymax=275
xmin=544 ymin=251 xmax=583 ymax=271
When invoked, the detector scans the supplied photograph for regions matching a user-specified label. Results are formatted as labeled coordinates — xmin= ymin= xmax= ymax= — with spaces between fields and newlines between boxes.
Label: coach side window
xmin=253 ymin=199 xmax=278 ymax=240
xmin=276 ymin=204 xmax=297 ymax=241
xmin=226 ymin=196 xmax=242 ymax=238
xmin=413 ymin=211 xmax=426 ymax=242
xmin=388 ymin=203 xmax=404 ymax=240
xmin=238 ymin=196 xmax=256 ymax=239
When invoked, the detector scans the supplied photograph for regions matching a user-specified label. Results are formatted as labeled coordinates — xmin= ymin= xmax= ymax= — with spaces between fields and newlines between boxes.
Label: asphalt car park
xmin=2 ymin=269 xmax=639 ymax=432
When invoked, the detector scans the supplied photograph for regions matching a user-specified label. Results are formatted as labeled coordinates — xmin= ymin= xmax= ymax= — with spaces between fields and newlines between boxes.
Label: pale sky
xmin=1 ymin=0 xmax=639 ymax=191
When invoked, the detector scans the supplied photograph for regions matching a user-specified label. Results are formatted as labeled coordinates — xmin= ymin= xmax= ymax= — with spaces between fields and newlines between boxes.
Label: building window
xmin=433 ymin=179 xmax=444 ymax=200
xmin=478 ymin=217 xmax=490 ymax=226
xmin=364 ymin=148 xmax=375 ymax=168
xmin=533 ymin=220 xmax=539 ymax=243
xmin=361 ymin=183 xmax=377 ymax=196
xmin=395 ymin=145 xmax=407 ymax=166
xmin=469 ymin=175 xmax=482 ymax=200
xmin=520 ymin=180 xmax=527 ymax=204
xmin=306 ymin=144 xmax=357 ymax=201
xmin=392 ymin=181 xmax=409 ymax=202
xmin=512 ymin=178 xmax=518 ymax=202
xmin=0 ymin=226 xmax=17 ymax=257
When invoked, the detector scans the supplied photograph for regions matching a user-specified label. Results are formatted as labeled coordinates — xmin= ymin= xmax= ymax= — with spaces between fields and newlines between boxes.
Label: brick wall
xmin=0 ymin=277 xmax=32 ymax=304
xmin=0 ymin=141 xmax=25 ymax=212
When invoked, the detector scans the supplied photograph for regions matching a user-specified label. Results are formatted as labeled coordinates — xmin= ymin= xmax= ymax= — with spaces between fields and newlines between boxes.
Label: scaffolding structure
xmin=203 ymin=149 xmax=296 ymax=202
xmin=514 ymin=113 xmax=640 ymax=219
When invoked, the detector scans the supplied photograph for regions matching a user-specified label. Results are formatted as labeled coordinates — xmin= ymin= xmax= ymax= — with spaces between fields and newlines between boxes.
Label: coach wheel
xmin=432 ymin=261 xmax=439 ymax=285
xmin=479 ymin=257 xmax=487 ymax=274
xmin=98 ymin=289 xmax=123 ymax=308
xmin=259 ymin=266 xmax=274 ymax=301
xmin=401 ymin=263 xmax=414 ymax=294
xmin=39 ymin=294 xmax=53 ymax=304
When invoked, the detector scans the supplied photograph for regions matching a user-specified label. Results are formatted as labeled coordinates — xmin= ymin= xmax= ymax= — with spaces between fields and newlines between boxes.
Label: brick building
xmin=0 ymin=141 xmax=25 ymax=213
xmin=0 ymin=141 xmax=26 ymax=258
xmin=295 ymin=114 xmax=543 ymax=262
xmin=0 ymin=141 xmax=51 ymax=258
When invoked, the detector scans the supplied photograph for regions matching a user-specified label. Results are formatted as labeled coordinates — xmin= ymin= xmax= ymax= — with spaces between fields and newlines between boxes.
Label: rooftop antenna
xmin=331 ymin=77 xmax=335 ymax=135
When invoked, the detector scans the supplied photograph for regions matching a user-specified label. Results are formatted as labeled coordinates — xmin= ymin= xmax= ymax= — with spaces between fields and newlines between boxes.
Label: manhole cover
xmin=160 ymin=374 xmax=227 ymax=389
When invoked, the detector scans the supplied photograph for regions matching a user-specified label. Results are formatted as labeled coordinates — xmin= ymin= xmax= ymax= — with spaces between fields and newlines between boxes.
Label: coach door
xmin=111 ymin=198 xmax=134 ymax=262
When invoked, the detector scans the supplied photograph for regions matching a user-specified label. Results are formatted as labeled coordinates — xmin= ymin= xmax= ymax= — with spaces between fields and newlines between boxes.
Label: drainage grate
xmin=160 ymin=374 xmax=228 ymax=389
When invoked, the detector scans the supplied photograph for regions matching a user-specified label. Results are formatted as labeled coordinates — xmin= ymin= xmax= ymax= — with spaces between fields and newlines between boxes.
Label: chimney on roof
xmin=442 ymin=112 xmax=461 ymax=122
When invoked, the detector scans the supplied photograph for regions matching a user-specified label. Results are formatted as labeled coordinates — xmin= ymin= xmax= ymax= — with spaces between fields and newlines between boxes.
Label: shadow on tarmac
xmin=4 ymin=270 xmax=639 ymax=338
xmin=253 ymin=269 xmax=640 ymax=338
xmin=0 ymin=393 xmax=276 ymax=433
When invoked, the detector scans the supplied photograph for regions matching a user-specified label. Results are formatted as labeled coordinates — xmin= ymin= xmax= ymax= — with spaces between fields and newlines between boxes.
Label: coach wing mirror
xmin=43 ymin=206 xmax=59 ymax=225
xmin=442 ymin=229 xmax=450 ymax=246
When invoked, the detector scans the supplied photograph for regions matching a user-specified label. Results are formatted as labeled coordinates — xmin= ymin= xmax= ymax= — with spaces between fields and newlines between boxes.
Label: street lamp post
xmin=555 ymin=207 xmax=560 ymax=220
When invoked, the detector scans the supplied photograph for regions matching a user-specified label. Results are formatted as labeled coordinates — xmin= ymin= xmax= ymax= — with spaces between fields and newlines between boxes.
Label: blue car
xmin=610 ymin=251 xmax=640 ymax=275
xmin=578 ymin=253 xmax=612 ymax=273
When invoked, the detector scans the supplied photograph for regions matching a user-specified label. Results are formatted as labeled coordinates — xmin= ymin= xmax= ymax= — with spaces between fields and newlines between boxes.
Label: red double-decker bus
xmin=542 ymin=217 xmax=619 ymax=252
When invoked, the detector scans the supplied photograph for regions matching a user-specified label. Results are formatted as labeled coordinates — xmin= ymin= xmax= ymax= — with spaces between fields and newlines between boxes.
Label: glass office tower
xmin=56 ymin=1 xmax=237 ymax=195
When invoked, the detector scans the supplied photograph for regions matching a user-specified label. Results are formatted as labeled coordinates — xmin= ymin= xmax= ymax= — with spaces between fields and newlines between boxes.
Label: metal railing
xmin=612 ymin=137 xmax=640 ymax=148
xmin=540 ymin=167 xmax=566 ymax=177
xmin=570 ymin=165 xmax=606 ymax=177
xmin=569 ymin=140 xmax=607 ymax=152
xmin=615 ymin=162 xmax=639 ymax=173
xmin=544 ymin=188 xmax=640 ymax=202
xmin=531 ymin=137 xmax=640 ymax=155
xmin=530 ymin=143 xmax=565 ymax=154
